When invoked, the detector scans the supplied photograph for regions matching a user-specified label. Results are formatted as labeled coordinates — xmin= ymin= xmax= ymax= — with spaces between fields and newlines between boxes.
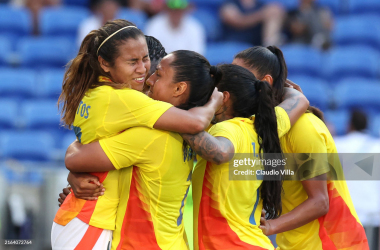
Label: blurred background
xmin=0 ymin=0 xmax=379 ymax=249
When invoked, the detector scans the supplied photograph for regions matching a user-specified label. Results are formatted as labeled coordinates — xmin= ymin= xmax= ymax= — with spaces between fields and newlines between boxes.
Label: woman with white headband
xmin=52 ymin=19 xmax=222 ymax=249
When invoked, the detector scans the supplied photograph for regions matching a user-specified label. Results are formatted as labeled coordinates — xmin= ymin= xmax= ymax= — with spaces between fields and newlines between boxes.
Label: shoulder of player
xmin=288 ymin=112 xmax=330 ymax=141
xmin=210 ymin=119 xmax=242 ymax=132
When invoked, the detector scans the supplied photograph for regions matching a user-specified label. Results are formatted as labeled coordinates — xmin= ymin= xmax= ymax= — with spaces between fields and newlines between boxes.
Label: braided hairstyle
xmin=145 ymin=35 xmax=167 ymax=76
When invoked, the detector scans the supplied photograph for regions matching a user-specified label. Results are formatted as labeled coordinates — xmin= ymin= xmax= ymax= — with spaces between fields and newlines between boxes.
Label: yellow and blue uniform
xmin=192 ymin=107 xmax=291 ymax=250
xmin=99 ymin=127 xmax=193 ymax=250
xmin=54 ymin=83 xmax=172 ymax=230
xmin=277 ymin=113 xmax=369 ymax=250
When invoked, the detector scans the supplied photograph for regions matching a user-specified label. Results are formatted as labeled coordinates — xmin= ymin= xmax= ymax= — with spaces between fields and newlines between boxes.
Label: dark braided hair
xmin=145 ymin=35 xmax=167 ymax=76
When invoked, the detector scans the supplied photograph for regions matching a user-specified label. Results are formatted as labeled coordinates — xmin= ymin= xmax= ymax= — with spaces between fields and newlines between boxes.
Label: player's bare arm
xmin=260 ymin=173 xmax=329 ymax=235
xmin=65 ymin=141 xmax=115 ymax=172
xmin=181 ymin=132 xmax=234 ymax=165
xmin=279 ymin=87 xmax=309 ymax=126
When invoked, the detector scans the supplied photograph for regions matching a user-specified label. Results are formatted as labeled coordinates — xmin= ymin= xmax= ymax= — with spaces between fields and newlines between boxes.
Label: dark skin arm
xmin=65 ymin=141 xmax=115 ymax=173
xmin=154 ymin=88 xmax=223 ymax=134
xmin=58 ymin=173 xmax=105 ymax=206
xmin=182 ymin=87 xmax=309 ymax=164
xmin=259 ymin=174 xmax=329 ymax=235
xmin=278 ymin=87 xmax=309 ymax=126
xmin=67 ymin=172 xmax=105 ymax=200
xmin=182 ymin=133 xmax=235 ymax=165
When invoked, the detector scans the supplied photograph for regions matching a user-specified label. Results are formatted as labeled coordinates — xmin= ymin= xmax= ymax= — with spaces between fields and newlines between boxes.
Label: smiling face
xmin=100 ymin=36 xmax=150 ymax=91
xmin=146 ymin=54 xmax=190 ymax=106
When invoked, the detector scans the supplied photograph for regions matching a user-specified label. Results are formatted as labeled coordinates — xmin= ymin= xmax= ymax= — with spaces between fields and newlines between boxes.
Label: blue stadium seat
xmin=39 ymin=69 xmax=65 ymax=99
xmin=0 ymin=99 xmax=17 ymax=128
xmin=370 ymin=115 xmax=380 ymax=137
xmin=349 ymin=0 xmax=380 ymax=14
xmin=40 ymin=7 xmax=90 ymax=41
xmin=117 ymin=8 xmax=148 ymax=31
xmin=316 ymin=0 xmax=341 ymax=15
xmin=324 ymin=110 xmax=350 ymax=136
xmin=0 ymin=131 xmax=54 ymax=161
xmin=63 ymin=0 xmax=89 ymax=7
xmin=324 ymin=46 xmax=380 ymax=81
xmin=335 ymin=81 xmax=380 ymax=110
xmin=0 ymin=68 xmax=36 ymax=98
xmin=21 ymin=100 xmax=61 ymax=129
xmin=281 ymin=45 xmax=323 ymax=77
xmin=263 ymin=0 xmax=340 ymax=13
xmin=192 ymin=9 xmax=222 ymax=42
xmin=0 ymin=6 xmax=32 ymax=40
xmin=332 ymin=16 xmax=380 ymax=50
xmin=188 ymin=0 xmax=226 ymax=13
xmin=206 ymin=42 xmax=251 ymax=65
xmin=289 ymin=76 xmax=330 ymax=110
xmin=62 ymin=133 xmax=77 ymax=151
xmin=18 ymin=37 xmax=73 ymax=68
xmin=260 ymin=0 xmax=298 ymax=10
xmin=0 ymin=36 xmax=11 ymax=66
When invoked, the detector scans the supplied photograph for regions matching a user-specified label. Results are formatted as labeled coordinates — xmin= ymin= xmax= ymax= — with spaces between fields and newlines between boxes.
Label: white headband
xmin=97 ymin=26 xmax=137 ymax=56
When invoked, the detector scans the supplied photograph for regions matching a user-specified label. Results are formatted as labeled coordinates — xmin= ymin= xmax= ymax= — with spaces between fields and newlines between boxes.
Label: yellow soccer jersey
xmin=99 ymin=127 xmax=193 ymax=250
xmin=277 ymin=113 xmax=368 ymax=250
xmin=54 ymin=85 xmax=173 ymax=230
xmin=193 ymin=107 xmax=290 ymax=250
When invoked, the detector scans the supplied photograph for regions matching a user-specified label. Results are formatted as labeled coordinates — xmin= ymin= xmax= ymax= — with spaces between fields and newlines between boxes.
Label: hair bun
xmin=210 ymin=65 xmax=218 ymax=76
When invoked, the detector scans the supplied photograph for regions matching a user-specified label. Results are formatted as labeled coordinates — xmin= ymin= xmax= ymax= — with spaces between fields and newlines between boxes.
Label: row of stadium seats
xmin=0 ymin=68 xmax=63 ymax=98
xmin=325 ymin=110 xmax=380 ymax=136
xmin=0 ymin=5 xmax=147 ymax=42
xmin=58 ymin=0 xmax=380 ymax=16
xmin=0 ymin=76 xmax=379 ymax=129
xmin=0 ymin=163 xmax=44 ymax=185
xmin=1 ymin=111 xmax=380 ymax=162
xmin=2 ymin=5 xmax=380 ymax=45
xmin=279 ymin=45 xmax=380 ymax=81
xmin=0 ymin=99 xmax=61 ymax=129
xmin=260 ymin=0 xmax=380 ymax=15
xmin=0 ymin=130 xmax=76 ymax=161
xmin=0 ymin=42 xmax=379 ymax=79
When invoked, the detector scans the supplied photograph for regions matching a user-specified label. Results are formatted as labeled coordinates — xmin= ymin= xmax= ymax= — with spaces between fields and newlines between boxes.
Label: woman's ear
xmin=98 ymin=56 xmax=111 ymax=73
xmin=223 ymin=91 xmax=230 ymax=103
xmin=262 ymin=74 xmax=273 ymax=86
xmin=173 ymin=82 xmax=188 ymax=97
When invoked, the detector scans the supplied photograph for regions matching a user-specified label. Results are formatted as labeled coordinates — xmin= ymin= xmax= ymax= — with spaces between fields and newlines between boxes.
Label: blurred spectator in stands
xmin=145 ymin=0 xmax=206 ymax=54
xmin=220 ymin=0 xmax=285 ymax=46
xmin=285 ymin=0 xmax=333 ymax=50
xmin=122 ymin=0 xmax=166 ymax=16
xmin=11 ymin=0 xmax=61 ymax=35
xmin=77 ymin=0 xmax=120 ymax=46
xmin=334 ymin=110 xmax=380 ymax=250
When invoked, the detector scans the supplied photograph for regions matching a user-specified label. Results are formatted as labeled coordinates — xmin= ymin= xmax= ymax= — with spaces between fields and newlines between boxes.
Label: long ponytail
xmin=216 ymin=64 xmax=283 ymax=219
xmin=254 ymin=80 xmax=283 ymax=219
xmin=58 ymin=19 xmax=143 ymax=128
xmin=235 ymin=46 xmax=325 ymax=123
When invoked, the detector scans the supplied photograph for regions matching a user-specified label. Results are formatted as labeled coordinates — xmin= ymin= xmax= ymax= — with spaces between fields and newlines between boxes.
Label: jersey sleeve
xmin=287 ymin=115 xmax=330 ymax=181
xmin=275 ymin=106 xmax=291 ymax=138
xmin=208 ymin=122 xmax=240 ymax=153
xmin=99 ymin=128 xmax=167 ymax=170
xmin=104 ymin=88 xmax=173 ymax=131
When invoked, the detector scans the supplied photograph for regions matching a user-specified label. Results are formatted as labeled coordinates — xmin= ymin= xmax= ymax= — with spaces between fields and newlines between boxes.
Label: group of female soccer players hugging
xmin=51 ymin=19 xmax=369 ymax=250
